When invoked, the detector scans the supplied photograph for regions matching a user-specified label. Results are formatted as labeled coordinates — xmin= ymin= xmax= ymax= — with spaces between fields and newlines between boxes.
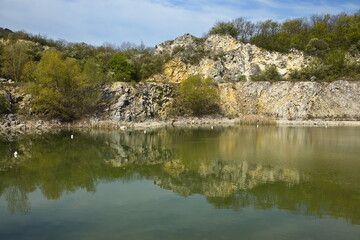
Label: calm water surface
xmin=0 ymin=126 xmax=360 ymax=239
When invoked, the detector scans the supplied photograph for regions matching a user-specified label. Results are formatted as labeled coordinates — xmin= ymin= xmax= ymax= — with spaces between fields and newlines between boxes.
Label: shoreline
xmin=1 ymin=116 xmax=360 ymax=134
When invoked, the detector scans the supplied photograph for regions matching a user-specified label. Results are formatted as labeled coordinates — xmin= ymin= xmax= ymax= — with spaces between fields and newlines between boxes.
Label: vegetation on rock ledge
xmin=176 ymin=75 xmax=220 ymax=116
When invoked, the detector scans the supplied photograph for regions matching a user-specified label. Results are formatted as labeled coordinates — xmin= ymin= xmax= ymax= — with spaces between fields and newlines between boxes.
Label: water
xmin=0 ymin=126 xmax=360 ymax=239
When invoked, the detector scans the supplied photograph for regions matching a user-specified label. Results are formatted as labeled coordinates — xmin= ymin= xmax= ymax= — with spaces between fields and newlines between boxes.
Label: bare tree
xmin=232 ymin=17 xmax=255 ymax=42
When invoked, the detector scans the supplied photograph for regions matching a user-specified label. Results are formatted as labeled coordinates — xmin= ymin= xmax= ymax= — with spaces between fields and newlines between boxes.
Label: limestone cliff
xmin=152 ymin=34 xmax=307 ymax=82
xmin=219 ymin=80 xmax=360 ymax=120
xmin=95 ymin=80 xmax=360 ymax=122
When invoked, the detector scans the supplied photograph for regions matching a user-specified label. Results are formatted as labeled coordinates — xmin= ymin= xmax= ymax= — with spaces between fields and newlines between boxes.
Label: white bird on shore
xmin=71 ymin=134 xmax=74 ymax=139
xmin=211 ymin=126 xmax=214 ymax=130
xmin=257 ymin=124 xmax=259 ymax=128
xmin=14 ymin=151 xmax=18 ymax=158
xmin=144 ymin=130 xmax=147 ymax=134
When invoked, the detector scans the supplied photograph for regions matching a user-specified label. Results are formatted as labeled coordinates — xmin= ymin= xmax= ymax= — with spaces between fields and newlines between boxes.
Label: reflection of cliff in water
xmin=0 ymin=127 xmax=359 ymax=224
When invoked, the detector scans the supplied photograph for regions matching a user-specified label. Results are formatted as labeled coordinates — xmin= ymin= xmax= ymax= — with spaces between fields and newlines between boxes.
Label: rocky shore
xmin=1 ymin=113 xmax=360 ymax=135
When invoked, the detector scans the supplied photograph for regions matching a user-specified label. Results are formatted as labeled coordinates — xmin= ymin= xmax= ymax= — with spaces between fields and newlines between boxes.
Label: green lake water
xmin=0 ymin=126 xmax=360 ymax=239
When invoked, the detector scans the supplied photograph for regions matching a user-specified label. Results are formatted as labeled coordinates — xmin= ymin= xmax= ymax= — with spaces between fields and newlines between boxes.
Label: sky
xmin=0 ymin=0 xmax=359 ymax=47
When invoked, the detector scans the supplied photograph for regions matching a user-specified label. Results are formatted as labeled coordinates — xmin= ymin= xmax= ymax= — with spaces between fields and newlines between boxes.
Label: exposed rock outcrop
xmin=219 ymin=80 xmax=360 ymax=120
xmin=96 ymin=80 xmax=360 ymax=122
xmin=93 ymin=82 xmax=176 ymax=122
xmin=1 ymin=79 xmax=359 ymax=126
xmin=153 ymin=34 xmax=307 ymax=82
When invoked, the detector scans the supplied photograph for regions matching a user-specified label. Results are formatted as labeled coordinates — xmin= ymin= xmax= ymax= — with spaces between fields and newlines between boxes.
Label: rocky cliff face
xmin=153 ymin=34 xmax=307 ymax=82
xmin=94 ymin=82 xmax=176 ymax=122
xmin=219 ymin=80 xmax=360 ymax=120
xmin=95 ymin=80 xmax=360 ymax=122
xmin=1 ymin=80 xmax=359 ymax=126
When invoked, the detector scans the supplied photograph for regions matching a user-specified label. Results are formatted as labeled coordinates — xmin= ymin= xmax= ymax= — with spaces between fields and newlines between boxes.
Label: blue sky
xmin=0 ymin=0 xmax=359 ymax=46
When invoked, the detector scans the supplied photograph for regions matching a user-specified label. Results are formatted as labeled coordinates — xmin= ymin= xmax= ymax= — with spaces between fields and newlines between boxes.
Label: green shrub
xmin=305 ymin=38 xmax=330 ymax=58
xmin=0 ymin=94 xmax=10 ymax=113
xmin=237 ymin=75 xmax=247 ymax=82
xmin=209 ymin=21 xmax=238 ymax=38
xmin=289 ymin=50 xmax=359 ymax=81
xmin=251 ymin=65 xmax=283 ymax=81
xmin=349 ymin=40 xmax=360 ymax=57
xmin=177 ymin=75 xmax=220 ymax=116
xmin=171 ymin=46 xmax=185 ymax=56
xmin=180 ymin=46 xmax=209 ymax=65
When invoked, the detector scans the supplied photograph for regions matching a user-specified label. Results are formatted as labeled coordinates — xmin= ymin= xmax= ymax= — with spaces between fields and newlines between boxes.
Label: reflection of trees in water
xmin=0 ymin=127 xmax=359 ymax=224
xmin=4 ymin=186 xmax=30 ymax=214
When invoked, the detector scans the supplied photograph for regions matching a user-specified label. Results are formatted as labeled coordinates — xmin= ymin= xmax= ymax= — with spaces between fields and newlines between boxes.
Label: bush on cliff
xmin=209 ymin=21 xmax=239 ymax=39
xmin=26 ymin=50 xmax=99 ymax=121
xmin=0 ymin=94 xmax=10 ymax=114
xmin=251 ymin=65 xmax=284 ymax=81
xmin=177 ymin=75 xmax=220 ymax=116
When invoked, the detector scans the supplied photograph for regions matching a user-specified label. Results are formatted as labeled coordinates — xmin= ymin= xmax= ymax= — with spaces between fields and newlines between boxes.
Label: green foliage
xmin=0 ymin=42 xmax=4 ymax=70
xmin=108 ymin=53 xmax=135 ymax=82
xmin=251 ymin=65 xmax=283 ymax=82
xmin=1 ymin=41 xmax=31 ymax=81
xmin=0 ymin=94 xmax=10 ymax=113
xmin=237 ymin=75 xmax=247 ymax=82
xmin=140 ymin=55 xmax=166 ymax=80
xmin=171 ymin=46 xmax=185 ymax=56
xmin=211 ymin=12 xmax=359 ymax=54
xmin=65 ymin=42 xmax=96 ymax=60
xmin=177 ymin=75 xmax=220 ymax=116
xmin=122 ymin=47 xmax=171 ymax=81
xmin=349 ymin=40 xmax=360 ymax=57
xmin=209 ymin=21 xmax=239 ymax=38
xmin=82 ymin=57 xmax=106 ymax=84
xmin=177 ymin=45 xmax=209 ymax=65
xmin=305 ymin=38 xmax=330 ymax=58
xmin=26 ymin=50 xmax=99 ymax=121
xmin=289 ymin=50 xmax=360 ymax=81
xmin=21 ymin=61 xmax=37 ymax=82
xmin=3 ymin=31 xmax=64 ymax=49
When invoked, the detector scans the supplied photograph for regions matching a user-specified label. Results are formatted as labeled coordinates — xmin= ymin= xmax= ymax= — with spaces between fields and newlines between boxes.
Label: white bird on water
xmin=211 ymin=126 xmax=214 ymax=130
xmin=14 ymin=151 xmax=18 ymax=158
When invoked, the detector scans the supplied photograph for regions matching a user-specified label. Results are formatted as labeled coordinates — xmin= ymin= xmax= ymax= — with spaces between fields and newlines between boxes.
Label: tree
xmin=65 ymin=42 xmax=95 ymax=60
xmin=0 ymin=42 xmax=4 ymax=70
xmin=209 ymin=21 xmax=238 ymax=39
xmin=250 ymin=20 xmax=282 ymax=51
xmin=178 ymin=75 xmax=220 ymax=116
xmin=1 ymin=41 xmax=31 ymax=81
xmin=108 ymin=53 xmax=135 ymax=82
xmin=82 ymin=57 xmax=106 ymax=83
xmin=232 ymin=17 xmax=255 ymax=42
xmin=27 ymin=50 xmax=99 ymax=121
